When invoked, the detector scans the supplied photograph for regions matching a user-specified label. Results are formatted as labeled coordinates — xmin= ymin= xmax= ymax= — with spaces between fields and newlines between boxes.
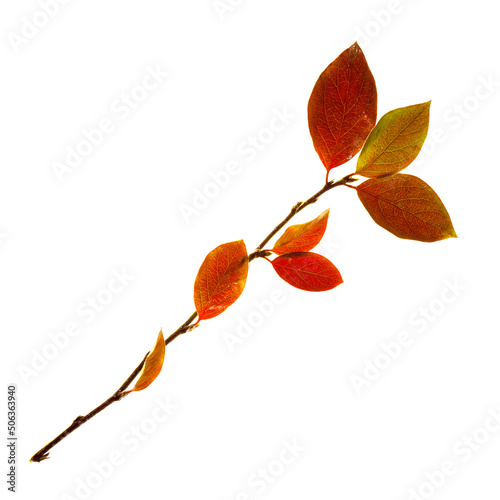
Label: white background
xmin=1 ymin=1 xmax=499 ymax=499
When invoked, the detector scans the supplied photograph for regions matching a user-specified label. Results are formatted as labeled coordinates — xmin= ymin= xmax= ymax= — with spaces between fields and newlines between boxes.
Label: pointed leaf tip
xmin=131 ymin=329 xmax=165 ymax=392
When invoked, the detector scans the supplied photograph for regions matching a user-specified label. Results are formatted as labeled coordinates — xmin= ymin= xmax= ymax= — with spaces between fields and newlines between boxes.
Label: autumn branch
xmin=30 ymin=42 xmax=456 ymax=464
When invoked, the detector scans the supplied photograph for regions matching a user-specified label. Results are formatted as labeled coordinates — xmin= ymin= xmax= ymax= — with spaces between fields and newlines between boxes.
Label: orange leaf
xmin=271 ymin=252 xmax=343 ymax=292
xmin=272 ymin=209 xmax=330 ymax=255
xmin=131 ymin=329 xmax=165 ymax=392
xmin=356 ymin=102 xmax=431 ymax=178
xmin=308 ymin=42 xmax=377 ymax=172
xmin=194 ymin=240 xmax=249 ymax=321
xmin=356 ymin=174 xmax=457 ymax=242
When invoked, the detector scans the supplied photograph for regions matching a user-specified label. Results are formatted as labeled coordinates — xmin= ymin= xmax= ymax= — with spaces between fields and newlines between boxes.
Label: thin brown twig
xmin=30 ymin=173 xmax=356 ymax=463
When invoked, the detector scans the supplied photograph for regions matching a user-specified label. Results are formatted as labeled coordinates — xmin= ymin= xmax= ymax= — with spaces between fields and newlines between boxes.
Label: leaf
xmin=194 ymin=240 xmax=249 ymax=320
xmin=356 ymin=174 xmax=457 ymax=242
xmin=356 ymin=102 xmax=431 ymax=177
xmin=131 ymin=329 xmax=165 ymax=392
xmin=308 ymin=42 xmax=377 ymax=173
xmin=271 ymin=252 xmax=343 ymax=292
xmin=272 ymin=209 xmax=330 ymax=255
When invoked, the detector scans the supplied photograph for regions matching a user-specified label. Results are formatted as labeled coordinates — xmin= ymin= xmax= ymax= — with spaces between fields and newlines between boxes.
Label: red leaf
xmin=271 ymin=252 xmax=343 ymax=292
xmin=130 ymin=329 xmax=165 ymax=392
xmin=308 ymin=42 xmax=377 ymax=173
xmin=272 ymin=209 xmax=330 ymax=255
xmin=194 ymin=240 xmax=249 ymax=320
xmin=356 ymin=174 xmax=457 ymax=242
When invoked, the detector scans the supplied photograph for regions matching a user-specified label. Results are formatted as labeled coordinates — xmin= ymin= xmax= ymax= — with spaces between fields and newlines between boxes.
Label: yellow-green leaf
xmin=356 ymin=102 xmax=431 ymax=178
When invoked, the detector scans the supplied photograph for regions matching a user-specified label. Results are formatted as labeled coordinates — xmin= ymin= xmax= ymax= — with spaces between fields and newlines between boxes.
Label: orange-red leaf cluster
xmin=267 ymin=211 xmax=342 ymax=292
xmin=308 ymin=45 xmax=455 ymax=243
xmin=190 ymin=45 xmax=455 ymax=320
